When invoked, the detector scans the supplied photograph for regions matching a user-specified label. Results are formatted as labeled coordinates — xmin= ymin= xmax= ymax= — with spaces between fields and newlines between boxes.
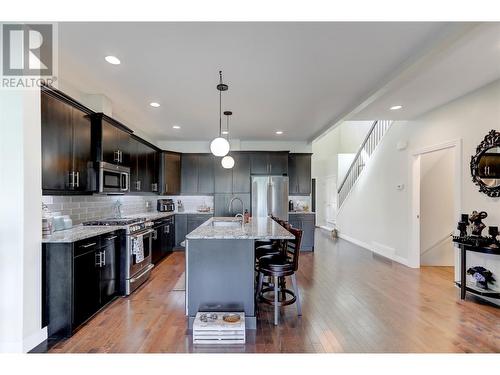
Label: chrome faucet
xmin=228 ymin=197 xmax=244 ymax=219
xmin=113 ymin=199 xmax=123 ymax=219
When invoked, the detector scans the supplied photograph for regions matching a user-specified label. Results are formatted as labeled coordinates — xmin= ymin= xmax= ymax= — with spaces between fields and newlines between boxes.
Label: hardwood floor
xmin=49 ymin=229 xmax=500 ymax=353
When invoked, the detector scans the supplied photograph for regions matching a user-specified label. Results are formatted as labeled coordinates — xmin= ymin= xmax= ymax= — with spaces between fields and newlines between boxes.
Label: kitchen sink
xmin=211 ymin=219 xmax=243 ymax=228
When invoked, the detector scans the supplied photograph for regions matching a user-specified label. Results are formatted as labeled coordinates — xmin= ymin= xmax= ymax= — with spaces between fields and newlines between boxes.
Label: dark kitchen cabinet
xmin=152 ymin=216 xmax=175 ymax=264
xmin=129 ymin=136 xmax=159 ymax=193
xmin=232 ymin=153 xmax=251 ymax=193
xmin=213 ymin=152 xmax=251 ymax=194
xmin=160 ymin=152 xmax=181 ymax=195
xmin=214 ymin=157 xmax=233 ymax=193
xmin=43 ymin=231 xmax=121 ymax=339
xmin=187 ymin=213 xmax=212 ymax=233
xmin=288 ymin=214 xmax=315 ymax=251
xmin=95 ymin=114 xmax=132 ymax=166
xmin=250 ymin=152 xmax=269 ymax=174
xmin=181 ymin=154 xmax=214 ymax=195
xmin=250 ymin=151 xmax=288 ymax=175
xmin=175 ymin=214 xmax=188 ymax=249
xmin=288 ymin=153 xmax=312 ymax=195
xmin=41 ymin=88 xmax=94 ymax=194
xmin=181 ymin=154 xmax=199 ymax=194
xmin=214 ymin=193 xmax=250 ymax=217
xmin=73 ymin=242 xmax=100 ymax=328
xmin=197 ymin=154 xmax=214 ymax=194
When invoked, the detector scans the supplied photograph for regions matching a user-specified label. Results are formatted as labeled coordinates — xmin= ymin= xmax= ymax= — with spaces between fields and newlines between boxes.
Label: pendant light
xmin=221 ymin=111 xmax=235 ymax=169
xmin=210 ymin=71 xmax=230 ymax=157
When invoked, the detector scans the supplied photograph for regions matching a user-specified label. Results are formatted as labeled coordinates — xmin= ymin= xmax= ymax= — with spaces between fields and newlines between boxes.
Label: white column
xmin=0 ymin=86 xmax=46 ymax=352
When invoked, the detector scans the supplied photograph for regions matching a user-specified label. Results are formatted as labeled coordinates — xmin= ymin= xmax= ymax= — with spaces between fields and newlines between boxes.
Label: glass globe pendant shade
xmin=210 ymin=137 xmax=230 ymax=157
xmin=221 ymin=155 xmax=235 ymax=169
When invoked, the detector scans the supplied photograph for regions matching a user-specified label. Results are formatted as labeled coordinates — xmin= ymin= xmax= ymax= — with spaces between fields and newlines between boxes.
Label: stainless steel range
xmin=83 ymin=217 xmax=154 ymax=295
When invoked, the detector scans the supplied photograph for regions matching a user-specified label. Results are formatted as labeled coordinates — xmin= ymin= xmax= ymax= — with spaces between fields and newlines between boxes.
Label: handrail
xmin=337 ymin=120 xmax=378 ymax=193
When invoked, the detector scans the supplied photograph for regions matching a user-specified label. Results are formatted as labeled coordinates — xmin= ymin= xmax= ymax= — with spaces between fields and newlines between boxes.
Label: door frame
xmin=409 ymin=139 xmax=462 ymax=268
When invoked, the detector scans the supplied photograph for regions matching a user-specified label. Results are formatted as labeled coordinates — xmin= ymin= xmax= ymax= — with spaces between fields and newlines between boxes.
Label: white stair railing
xmin=337 ymin=120 xmax=393 ymax=208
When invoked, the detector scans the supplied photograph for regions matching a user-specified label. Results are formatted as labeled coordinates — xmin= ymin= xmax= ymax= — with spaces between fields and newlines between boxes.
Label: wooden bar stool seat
xmin=255 ymin=227 xmax=303 ymax=326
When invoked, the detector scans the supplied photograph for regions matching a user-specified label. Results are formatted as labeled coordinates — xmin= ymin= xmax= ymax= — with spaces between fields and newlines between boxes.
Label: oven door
xmin=129 ymin=229 xmax=153 ymax=277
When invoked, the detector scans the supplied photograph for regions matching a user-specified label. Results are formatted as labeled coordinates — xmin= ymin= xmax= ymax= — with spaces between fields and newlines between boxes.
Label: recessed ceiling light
xmin=105 ymin=55 xmax=121 ymax=65
xmin=275 ymin=131 xmax=283 ymax=135
xmin=149 ymin=102 xmax=161 ymax=108
xmin=222 ymin=130 xmax=229 ymax=135
xmin=390 ymin=105 xmax=403 ymax=110
xmin=172 ymin=125 xmax=181 ymax=129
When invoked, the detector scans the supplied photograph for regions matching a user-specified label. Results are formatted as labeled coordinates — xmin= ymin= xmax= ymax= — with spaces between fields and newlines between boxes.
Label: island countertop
xmin=185 ymin=216 xmax=295 ymax=240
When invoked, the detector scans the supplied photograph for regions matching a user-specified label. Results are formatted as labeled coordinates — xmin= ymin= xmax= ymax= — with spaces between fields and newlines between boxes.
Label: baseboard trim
xmin=338 ymin=233 xmax=411 ymax=267
xmin=23 ymin=327 xmax=47 ymax=353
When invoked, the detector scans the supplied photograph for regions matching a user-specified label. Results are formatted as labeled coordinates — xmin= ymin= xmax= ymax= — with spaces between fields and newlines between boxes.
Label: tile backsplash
xmin=42 ymin=195 xmax=214 ymax=225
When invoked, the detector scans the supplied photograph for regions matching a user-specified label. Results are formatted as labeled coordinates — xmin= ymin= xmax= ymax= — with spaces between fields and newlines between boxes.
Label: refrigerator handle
xmin=267 ymin=179 xmax=273 ymax=216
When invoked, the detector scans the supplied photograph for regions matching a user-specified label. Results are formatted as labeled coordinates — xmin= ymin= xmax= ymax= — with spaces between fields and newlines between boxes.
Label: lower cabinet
xmin=152 ymin=216 xmax=175 ymax=264
xmin=43 ymin=231 xmax=122 ymax=339
xmin=288 ymin=214 xmax=316 ymax=251
xmin=174 ymin=213 xmax=213 ymax=250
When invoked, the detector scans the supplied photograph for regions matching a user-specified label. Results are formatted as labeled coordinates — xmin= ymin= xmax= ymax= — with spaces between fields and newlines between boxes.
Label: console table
xmin=452 ymin=239 xmax=500 ymax=300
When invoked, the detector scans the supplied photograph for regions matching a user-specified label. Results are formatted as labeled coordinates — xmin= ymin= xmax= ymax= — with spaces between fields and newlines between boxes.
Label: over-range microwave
xmin=98 ymin=162 xmax=129 ymax=194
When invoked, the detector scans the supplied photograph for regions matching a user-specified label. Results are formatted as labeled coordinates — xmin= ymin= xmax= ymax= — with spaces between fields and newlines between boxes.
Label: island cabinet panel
xmin=186 ymin=239 xmax=255 ymax=321
xmin=288 ymin=153 xmax=312 ymax=195
xmin=41 ymin=88 xmax=94 ymax=194
xmin=160 ymin=151 xmax=181 ymax=195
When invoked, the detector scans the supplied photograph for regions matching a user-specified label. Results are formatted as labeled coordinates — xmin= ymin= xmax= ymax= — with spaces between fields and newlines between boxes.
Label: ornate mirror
xmin=471 ymin=129 xmax=500 ymax=197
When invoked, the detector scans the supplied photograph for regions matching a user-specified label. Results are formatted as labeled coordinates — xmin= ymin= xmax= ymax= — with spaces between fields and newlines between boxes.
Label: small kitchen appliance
xmin=157 ymin=199 xmax=175 ymax=212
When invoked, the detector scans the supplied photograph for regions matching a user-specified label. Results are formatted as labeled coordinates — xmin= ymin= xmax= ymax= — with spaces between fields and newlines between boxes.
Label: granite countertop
xmin=42 ymin=225 xmax=123 ymax=243
xmin=289 ymin=211 xmax=315 ymax=214
xmin=186 ymin=216 xmax=295 ymax=240
xmin=42 ymin=211 xmax=176 ymax=243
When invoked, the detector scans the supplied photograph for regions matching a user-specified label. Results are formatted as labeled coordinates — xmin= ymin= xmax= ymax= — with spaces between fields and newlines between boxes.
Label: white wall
xmin=312 ymin=121 xmax=372 ymax=227
xmin=336 ymin=79 xmax=500 ymax=289
xmin=420 ymin=148 xmax=455 ymax=266
xmin=0 ymin=87 xmax=46 ymax=352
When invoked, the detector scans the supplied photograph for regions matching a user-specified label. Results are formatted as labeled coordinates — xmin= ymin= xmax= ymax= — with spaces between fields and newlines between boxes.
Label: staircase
xmin=337 ymin=120 xmax=393 ymax=208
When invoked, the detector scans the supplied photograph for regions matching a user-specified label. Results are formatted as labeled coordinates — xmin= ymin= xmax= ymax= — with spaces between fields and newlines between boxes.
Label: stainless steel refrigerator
xmin=251 ymin=176 xmax=289 ymax=219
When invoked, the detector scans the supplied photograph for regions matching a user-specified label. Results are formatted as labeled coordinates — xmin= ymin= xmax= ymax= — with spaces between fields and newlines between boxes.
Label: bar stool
xmin=255 ymin=227 xmax=303 ymax=325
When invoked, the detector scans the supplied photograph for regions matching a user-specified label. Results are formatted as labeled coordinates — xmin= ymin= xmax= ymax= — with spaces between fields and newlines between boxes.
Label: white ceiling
xmin=350 ymin=23 xmax=500 ymax=122
xmin=56 ymin=22 xmax=498 ymax=143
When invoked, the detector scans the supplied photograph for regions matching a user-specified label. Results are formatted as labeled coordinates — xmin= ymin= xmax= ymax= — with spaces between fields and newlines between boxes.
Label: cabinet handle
xmin=119 ymin=150 xmax=122 ymax=163
xmin=152 ymin=230 xmax=158 ymax=240
xmin=95 ymin=251 xmax=102 ymax=267
xmin=75 ymin=171 xmax=79 ymax=188
xmin=105 ymin=235 xmax=118 ymax=241
xmin=165 ymin=226 xmax=169 ymax=234
xmin=165 ymin=183 xmax=168 ymax=193
xmin=114 ymin=150 xmax=120 ymax=163
xmin=68 ymin=171 xmax=75 ymax=188
xmin=81 ymin=242 xmax=97 ymax=248
xmin=101 ymin=250 xmax=106 ymax=267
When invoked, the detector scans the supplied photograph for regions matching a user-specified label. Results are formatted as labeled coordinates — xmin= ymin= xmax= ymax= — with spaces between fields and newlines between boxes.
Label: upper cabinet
xmin=213 ymin=152 xmax=251 ymax=194
xmin=288 ymin=153 xmax=312 ymax=195
xmin=160 ymin=152 xmax=181 ymax=195
xmin=250 ymin=151 xmax=288 ymax=175
xmin=91 ymin=113 xmax=133 ymax=166
xmin=181 ymin=154 xmax=214 ymax=195
xmin=129 ymin=136 xmax=159 ymax=194
xmin=41 ymin=87 xmax=94 ymax=194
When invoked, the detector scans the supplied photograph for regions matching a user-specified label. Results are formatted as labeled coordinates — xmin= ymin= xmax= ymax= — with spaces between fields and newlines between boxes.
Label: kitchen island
xmin=185 ymin=216 xmax=294 ymax=329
